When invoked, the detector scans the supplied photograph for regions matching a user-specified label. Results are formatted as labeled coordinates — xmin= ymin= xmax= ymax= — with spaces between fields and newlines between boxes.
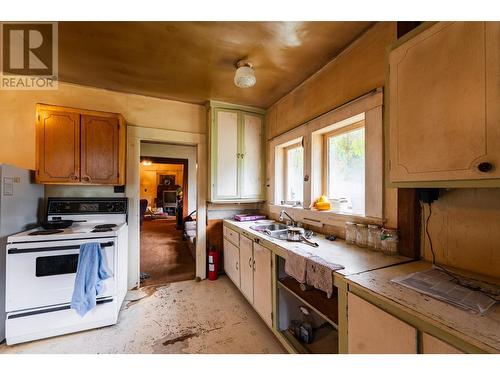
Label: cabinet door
xmin=389 ymin=22 xmax=500 ymax=183
xmin=239 ymin=235 xmax=254 ymax=303
xmin=213 ymin=109 xmax=239 ymax=199
xmin=223 ymin=239 xmax=240 ymax=288
xmin=36 ymin=109 xmax=80 ymax=183
xmin=81 ymin=115 xmax=120 ymax=185
xmin=422 ymin=333 xmax=464 ymax=354
xmin=240 ymin=113 xmax=263 ymax=199
xmin=253 ymin=242 xmax=272 ymax=328
xmin=347 ymin=292 xmax=417 ymax=353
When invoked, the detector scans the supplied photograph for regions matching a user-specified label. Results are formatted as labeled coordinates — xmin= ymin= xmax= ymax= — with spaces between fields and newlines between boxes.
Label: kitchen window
xmin=270 ymin=90 xmax=383 ymax=221
xmin=284 ymin=142 xmax=303 ymax=205
xmin=324 ymin=121 xmax=365 ymax=215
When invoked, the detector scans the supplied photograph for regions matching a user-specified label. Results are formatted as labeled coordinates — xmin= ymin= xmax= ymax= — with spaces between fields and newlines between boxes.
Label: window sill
xmin=268 ymin=204 xmax=384 ymax=227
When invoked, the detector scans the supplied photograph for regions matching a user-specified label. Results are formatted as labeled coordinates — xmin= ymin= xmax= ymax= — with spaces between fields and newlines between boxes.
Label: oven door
xmin=6 ymin=238 xmax=116 ymax=312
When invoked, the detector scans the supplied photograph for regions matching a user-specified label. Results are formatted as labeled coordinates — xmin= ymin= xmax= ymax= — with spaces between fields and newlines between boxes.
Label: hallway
xmin=140 ymin=219 xmax=196 ymax=286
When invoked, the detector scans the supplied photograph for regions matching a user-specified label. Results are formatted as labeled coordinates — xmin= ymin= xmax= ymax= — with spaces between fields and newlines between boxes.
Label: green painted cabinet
xmin=209 ymin=102 xmax=265 ymax=202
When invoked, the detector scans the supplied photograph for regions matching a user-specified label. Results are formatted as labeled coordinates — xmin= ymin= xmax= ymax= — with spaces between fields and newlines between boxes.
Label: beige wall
xmin=0 ymin=81 xmax=206 ymax=170
xmin=422 ymin=189 xmax=500 ymax=278
xmin=140 ymin=163 xmax=183 ymax=207
xmin=266 ymin=22 xmax=397 ymax=139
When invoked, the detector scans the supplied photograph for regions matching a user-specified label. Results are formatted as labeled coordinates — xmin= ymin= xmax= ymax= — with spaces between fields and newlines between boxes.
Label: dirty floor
xmin=0 ymin=276 xmax=285 ymax=354
xmin=140 ymin=219 xmax=196 ymax=286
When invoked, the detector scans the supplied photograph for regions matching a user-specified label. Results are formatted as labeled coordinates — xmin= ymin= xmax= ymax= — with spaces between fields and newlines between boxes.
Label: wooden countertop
xmin=346 ymin=261 xmax=500 ymax=353
xmin=224 ymin=219 xmax=412 ymax=277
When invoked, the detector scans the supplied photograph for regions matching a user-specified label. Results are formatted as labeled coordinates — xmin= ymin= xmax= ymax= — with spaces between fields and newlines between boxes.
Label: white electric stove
xmin=5 ymin=197 xmax=128 ymax=345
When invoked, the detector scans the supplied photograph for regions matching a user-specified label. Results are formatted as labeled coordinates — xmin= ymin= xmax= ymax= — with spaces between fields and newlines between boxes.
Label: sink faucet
xmin=279 ymin=210 xmax=296 ymax=227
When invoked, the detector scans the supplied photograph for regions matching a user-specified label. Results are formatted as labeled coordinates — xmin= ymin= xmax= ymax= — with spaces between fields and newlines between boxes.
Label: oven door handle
xmin=8 ymin=241 xmax=115 ymax=254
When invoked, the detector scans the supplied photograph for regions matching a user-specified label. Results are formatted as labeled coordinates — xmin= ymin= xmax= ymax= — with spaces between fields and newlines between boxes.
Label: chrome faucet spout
xmin=279 ymin=210 xmax=296 ymax=227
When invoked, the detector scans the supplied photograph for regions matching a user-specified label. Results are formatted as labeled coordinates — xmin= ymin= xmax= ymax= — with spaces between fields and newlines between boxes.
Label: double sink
xmin=250 ymin=223 xmax=289 ymax=240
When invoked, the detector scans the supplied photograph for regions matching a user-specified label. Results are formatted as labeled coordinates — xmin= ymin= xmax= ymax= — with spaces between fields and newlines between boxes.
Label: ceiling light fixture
xmin=234 ymin=60 xmax=256 ymax=88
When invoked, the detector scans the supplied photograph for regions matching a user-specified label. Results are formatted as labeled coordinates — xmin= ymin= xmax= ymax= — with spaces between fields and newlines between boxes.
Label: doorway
xmin=139 ymin=144 xmax=197 ymax=286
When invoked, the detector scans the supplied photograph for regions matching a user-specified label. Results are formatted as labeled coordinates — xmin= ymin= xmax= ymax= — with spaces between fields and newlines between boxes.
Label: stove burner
xmin=91 ymin=227 xmax=113 ymax=233
xmin=29 ymin=229 xmax=64 ymax=236
xmin=94 ymin=224 xmax=117 ymax=229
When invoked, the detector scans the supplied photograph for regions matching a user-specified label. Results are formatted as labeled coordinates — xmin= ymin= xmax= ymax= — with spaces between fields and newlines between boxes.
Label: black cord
xmin=425 ymin=203 xmax=436 ymax=265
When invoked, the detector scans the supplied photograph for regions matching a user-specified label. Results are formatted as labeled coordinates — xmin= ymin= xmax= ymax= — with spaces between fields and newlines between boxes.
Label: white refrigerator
xmin=0 ymin=164 xmax=44 ymax=342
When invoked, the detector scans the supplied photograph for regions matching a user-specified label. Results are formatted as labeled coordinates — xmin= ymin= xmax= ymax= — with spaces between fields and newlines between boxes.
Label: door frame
xmin=139 ymin=156 xmax=189 ymax=219
xmin=127 ymin=125 xmax=207 ymax=289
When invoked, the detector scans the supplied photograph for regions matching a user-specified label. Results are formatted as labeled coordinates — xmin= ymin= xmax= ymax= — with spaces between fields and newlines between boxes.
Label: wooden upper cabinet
xmin=36 ymin=109 xmax=80 ymax=183
xmin=81 ymin=115 xmax=120 ymax=185
xmin=35 ymin=104 xmax=126 ymax=185
xmin=389 ymin=22 xmax=500 ymax=184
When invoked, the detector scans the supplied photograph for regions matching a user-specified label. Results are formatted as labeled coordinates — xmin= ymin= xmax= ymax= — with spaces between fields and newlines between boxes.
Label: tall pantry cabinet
xmin=208 ymin=101 xmax=265 ymax=202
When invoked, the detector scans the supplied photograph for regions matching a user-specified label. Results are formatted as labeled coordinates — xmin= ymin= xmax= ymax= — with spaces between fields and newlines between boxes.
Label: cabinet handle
xmin=236 ymin=261 xmax=239 ymax=271
xmin=477 ymin=162 xmax=494 ymax=173
xmin=253 ymin=260 xmax=256 ymax=271
xmin=69 ymin=174 xmax=78 ymax=180
xmin=248 ymin=257 xmax=252 ymax=268
xmin=82 ymin=175 xmax=92 ymax=182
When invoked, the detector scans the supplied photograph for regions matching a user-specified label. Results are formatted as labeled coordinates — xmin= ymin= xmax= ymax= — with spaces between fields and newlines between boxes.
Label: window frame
xmin=283 ymin=141 xmax=304 ymax=205
xmin=268 ymin=89 xmax=386 ymax=226
xmin=323 ymin=120 xmax=366 ymax=209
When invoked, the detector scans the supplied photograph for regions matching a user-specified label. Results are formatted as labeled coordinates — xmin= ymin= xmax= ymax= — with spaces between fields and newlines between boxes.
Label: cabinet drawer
xmin=224 ymin=226 xmax=240 ymax=247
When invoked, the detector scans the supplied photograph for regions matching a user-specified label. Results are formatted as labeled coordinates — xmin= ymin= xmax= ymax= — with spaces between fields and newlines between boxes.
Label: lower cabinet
xmin=223 ymin=228 xmax=272 ymax=328
xmin=239 ymin=236 xmax=255 ymax=303
xmin=347 ymin=292 xmax=468 ymax=354
xmin=223 ymin=238 xmax=240 ymax=288
xmin=252 ymin=242 xmax=273 ymax=328
xmin=347 ymin=292 xmax=417 ymax=354
xmin=422 ymin=333 xmax=464 ymax=354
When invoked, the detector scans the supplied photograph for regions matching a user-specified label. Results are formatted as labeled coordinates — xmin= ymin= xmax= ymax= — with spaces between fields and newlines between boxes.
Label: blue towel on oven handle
xmin=71 ymin=242 xmax=112 ymax=317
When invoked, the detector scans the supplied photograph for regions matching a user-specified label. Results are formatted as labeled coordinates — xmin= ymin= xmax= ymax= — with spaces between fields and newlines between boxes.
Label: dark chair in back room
xmin=139 ymin=199 xmax=148 ymax=226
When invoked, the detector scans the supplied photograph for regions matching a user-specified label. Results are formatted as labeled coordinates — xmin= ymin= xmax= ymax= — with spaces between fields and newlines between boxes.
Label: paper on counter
xmin=391 ymin=268 xmax=498 ymax=315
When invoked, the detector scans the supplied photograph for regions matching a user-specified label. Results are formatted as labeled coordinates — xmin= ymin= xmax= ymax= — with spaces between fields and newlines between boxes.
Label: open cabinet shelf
xmin=280 ymin=325 xmax=339 ymax=354
xmin=277 ymin=276 xmax=338 ymax=327
xmin=276 ymin=256 xmax=339 ymax=354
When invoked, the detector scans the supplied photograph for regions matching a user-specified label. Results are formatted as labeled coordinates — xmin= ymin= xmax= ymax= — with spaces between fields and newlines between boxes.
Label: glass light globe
xmin=234 ymin=65 xmax=256 ymax=88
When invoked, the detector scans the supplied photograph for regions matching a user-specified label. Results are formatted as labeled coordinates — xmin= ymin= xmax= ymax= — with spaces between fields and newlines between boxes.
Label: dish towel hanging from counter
xmin=71 ymin=242 xmax=111 ymax=316
xmin=284 ymin=250 xmax=309 ymax=283
xmin=305 ymin=256 xmax=344 ymax=299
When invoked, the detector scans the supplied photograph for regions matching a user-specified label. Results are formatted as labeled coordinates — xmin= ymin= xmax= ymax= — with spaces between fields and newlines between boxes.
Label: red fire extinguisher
xmin=208 ymin=246 xmax=219 ymax=281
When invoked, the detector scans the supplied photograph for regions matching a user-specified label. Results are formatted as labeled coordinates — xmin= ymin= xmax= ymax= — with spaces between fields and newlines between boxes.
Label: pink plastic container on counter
xmin=234 ymin=214 xmax=266 ymax=221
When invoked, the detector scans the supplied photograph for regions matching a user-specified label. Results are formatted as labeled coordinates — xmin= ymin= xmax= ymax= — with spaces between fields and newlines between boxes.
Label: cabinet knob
xmin=82 ymin=175 xmax=92 ymax=182
xmin=69 ymin=174 xmax=78 ymax=180
xmin=477 ymin=162 xmax=494 ymax=173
